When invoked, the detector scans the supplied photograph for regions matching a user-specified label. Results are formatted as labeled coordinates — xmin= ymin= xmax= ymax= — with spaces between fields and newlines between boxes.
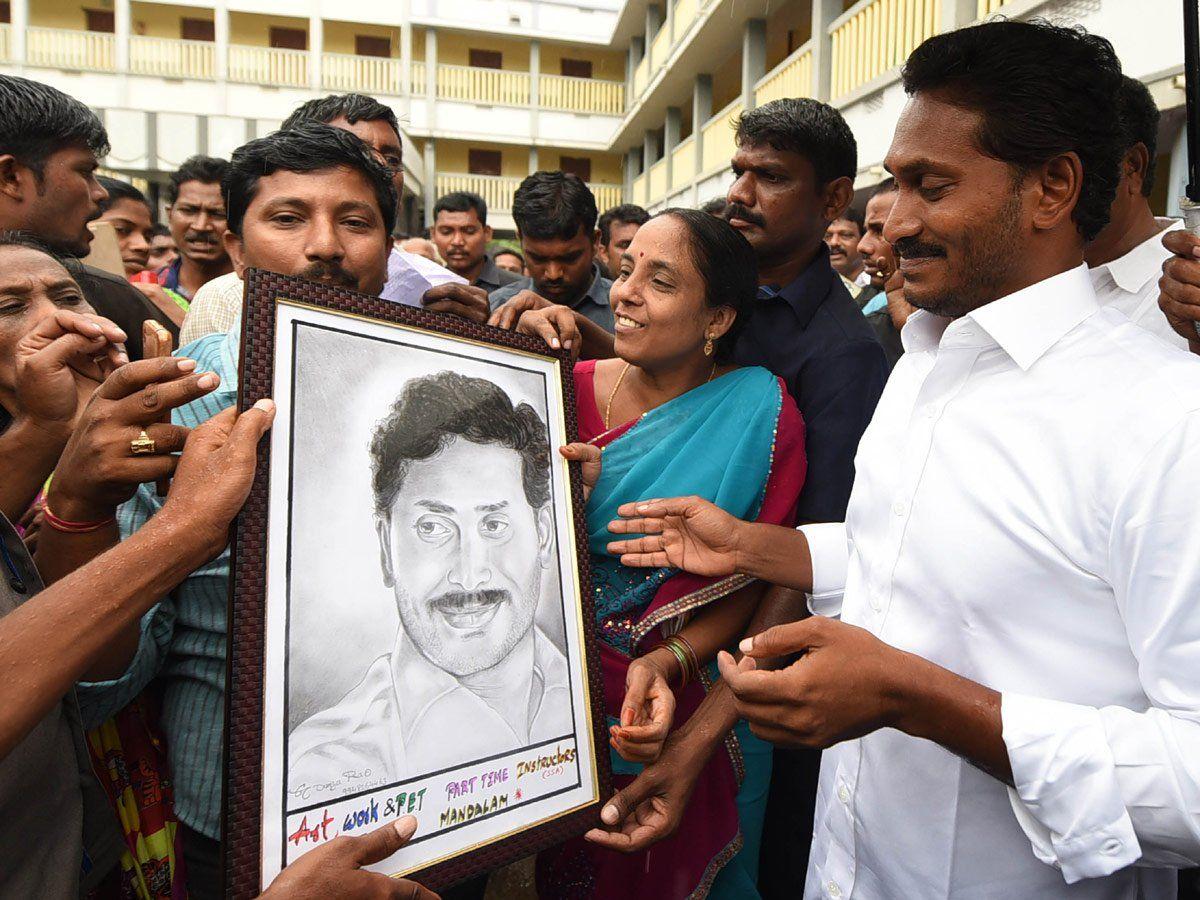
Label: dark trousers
xmin=181 ymin=824 xmax=223 ymax=900
xmin=757 ymin=747 xmax=822 ymax=899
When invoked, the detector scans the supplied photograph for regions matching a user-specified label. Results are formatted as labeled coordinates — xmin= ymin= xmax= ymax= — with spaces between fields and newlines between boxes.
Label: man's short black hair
xmin=512 ymin=171 xmax=598 ymax=241
xmin=871 ymin=177 xmax=897 ymax=199
xmin=150 ymin=223 xmax=171 ymax=239
xmin=598 ymin=204 xmax=650 ymax=245
xmin=97 ymin=176 xmax=149 ymax=215
xmin=434 ymin=191 xmax=488 ymax=226
xmin=167 ymin=156 xmax=231 ymax=206
xmin=0 ymin=229 xmax=72 ymax=266
xmin=902 ymin=19 xmax=1124 ymax=242
xmin=493 ymin=246 xmax=524 ymax=264
xmin=370 ymin=371 xmax=550 ymax=515
xmin=832 ymin=207 xmax=864 ymax=234
xmin=223 ymin=123 xmax=397 ymax=237
xmin=282 ymin=93 xmax=401 ymax=142
xmin=1116 ymin=75 xmax=1159 ymax=197
xmin=0 ymin=75 xmax=110 ymax=178
xmin=735 ymin=98 xmax=857 ymax=186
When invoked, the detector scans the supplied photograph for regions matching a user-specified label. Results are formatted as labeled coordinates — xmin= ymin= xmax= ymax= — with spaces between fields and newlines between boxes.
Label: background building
xmin=0 ymin=0 xmax=1189 ymax=234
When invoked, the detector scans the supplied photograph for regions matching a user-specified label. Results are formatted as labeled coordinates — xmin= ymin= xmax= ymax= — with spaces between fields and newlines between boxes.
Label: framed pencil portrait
xmin=225 ymin=270 xmax=610 ymax=897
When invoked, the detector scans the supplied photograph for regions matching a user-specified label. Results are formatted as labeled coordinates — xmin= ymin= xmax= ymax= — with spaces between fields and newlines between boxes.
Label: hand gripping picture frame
xmin=225 ymin=270 xmax=611 ymax=897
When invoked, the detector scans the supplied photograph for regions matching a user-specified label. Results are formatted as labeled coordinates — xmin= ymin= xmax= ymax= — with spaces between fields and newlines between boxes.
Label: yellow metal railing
xmin=830 ymin=0 xmax=940 ymax=100
xmin=228 ymin=44 xmax=308 ymax=87
xmin=976 ymin=0 xmax=1010 ymax=15
xmin=631 ymin=53 xmax=650 ymax=101
xmin=756 ymin=44 xmax=813 ymax=105
xmin=591 ymin=183 xmax=623 ymax=211
xmin=671 ymin=137 xmax=696 ymax=191
xmin=701 ymin=100 xmax=743 ymax=174
xmin=648 ymin=158 xmax=668 ymax=203
xmin=631 ymin=172 xmax=648 ymax=205
xmin=649 ymin=22 xmax=672 ymax=71
xmin=540 ymin=74 xmax=624 ymax=115
xmin=324 ymin=52 xmax=403 ymax=95
xmin=411 ymin=64 xmax=427 ymax=94
xmin=436 ymin=173 xmax=524 ymax=214
xmin=27 ymin=26 xmax=115 ymax=70
xmin=130 ymin=35 xmax=215 ymax=79
xmin=0 ymin=24 xmax=11 ymax=62
xmin=673 ymin=0 xmax=699 ymax=42
xmin=436 ymin=63 xmax=531 ymax=106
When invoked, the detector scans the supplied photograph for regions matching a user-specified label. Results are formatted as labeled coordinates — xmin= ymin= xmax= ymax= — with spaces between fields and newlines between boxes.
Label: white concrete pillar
xmin=399 ymin=0 xmax=412 ymax=98
xmin=214 ymin=2 xmax=229 ymax=81
xmin=115 ymin=0 xmax=131 ymax=72
xmin=309 ymin=14 xmax=323 ymax=91
xmin=741 ymin=18 xmax=766 ymax=112
xmin=425 ymin=29 xmax=437 ymax=108
xmin=692 ymin=73 xmax=712 ymax=180
xmin=423 ymin=139 xmax=436 ymax=229
xmin=942 ymin=0 xmax=976 ymax=31
xmin=529 ymin=39 xmax=540 ymax=139
xmin=11 ymin=0 xmax=27 ymax=65
xmin=811 ymin=0 xmax=839 ymax=102
xmin=664 ymin=105 xmax=681 ymax=189
xmin=529 ymin=146 xmax=539 ymax=174
xmin=645 ymin=5 xmax=662 ymax=67
xmin=624 ymin=149 xmax=639 ymax=196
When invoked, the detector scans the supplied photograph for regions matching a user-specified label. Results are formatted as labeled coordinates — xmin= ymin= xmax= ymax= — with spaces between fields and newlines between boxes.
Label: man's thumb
xmin=739 ymin=620 xmax=814 ymax=660
xmin=353 ymin=816 xmax=418 ymax=866
xmin=599 ymin=773 xmax=655 ymax=827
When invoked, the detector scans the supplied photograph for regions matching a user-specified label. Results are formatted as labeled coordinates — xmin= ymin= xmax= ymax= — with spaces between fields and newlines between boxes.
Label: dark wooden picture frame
xmin=225 ymin=270 xmax=611 ymax=897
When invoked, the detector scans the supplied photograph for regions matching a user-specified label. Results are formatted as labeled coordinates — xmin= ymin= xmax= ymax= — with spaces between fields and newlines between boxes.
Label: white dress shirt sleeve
xmin=1002 ymin=411 xmax=1200 ymax=883
xmin=798 ymin=522 xmax=850 ymax=618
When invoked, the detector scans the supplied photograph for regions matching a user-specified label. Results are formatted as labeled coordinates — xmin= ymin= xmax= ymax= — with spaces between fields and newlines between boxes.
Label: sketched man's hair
xmin=370 ymin=371 xmax=551 ymax=516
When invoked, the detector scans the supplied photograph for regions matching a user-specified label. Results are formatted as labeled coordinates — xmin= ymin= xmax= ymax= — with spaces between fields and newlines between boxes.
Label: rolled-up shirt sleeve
xmin=798 ymin=521 xmax=850 ymax=617
xmin=1002 ymin=412 xmax=1200 ymax=883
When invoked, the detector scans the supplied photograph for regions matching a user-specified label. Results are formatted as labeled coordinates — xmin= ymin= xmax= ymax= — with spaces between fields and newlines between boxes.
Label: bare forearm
xmin=677 ymin=582 xmax=763 ymax=666
xmin=0 ymin=420 xmax=65 ymax=521
xmin=578 ymin=315 xmax=616 ymax=360
xmin=734 ymin=522 xmax=814 ymax=591
xmin=891 ymin=652 xmax=1012 ymax=785
xmin=0 ymin=513 xmax=214 ymax=760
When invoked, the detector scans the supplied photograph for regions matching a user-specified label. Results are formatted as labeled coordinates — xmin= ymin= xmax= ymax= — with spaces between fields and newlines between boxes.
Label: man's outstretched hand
xmin=605 ymin=496 xmax=747 ymax=577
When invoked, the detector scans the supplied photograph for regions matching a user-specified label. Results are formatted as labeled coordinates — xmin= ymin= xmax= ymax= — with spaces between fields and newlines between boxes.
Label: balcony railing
xmin=673 ymin=0 xmax=700 ymax=42
xmin=130 ymin=35 xmax=215 ymax=79
xmin=228 ymin=44 xmax=309 ymax=87
xmin=977 ymin=0 xmax=1011 ymax=15
xmin=27 ymin=26 xmax=114 ymax=71
xmin=649 ymin=21 xmax=672 ymax=71
xmin=701 ymin=99 xmax=742 ymax=174
xmin=0 ymin=24 xmax=10 ymax=61
xmin=631 ymin=171 xmax=648 ymax=205
xmin=436 ymin=63 xmax=531 ymax=106
xmin=540 ymin=74 xmax=624 ymax=115
xmin=671 ymin=137 xmax=695 ymax=191
xmin=830 ymin=0 xmax=939 ymax=100
xmin=437 ymin=172 xmax=621 ymax=214
xmin=648 ymin=157 xmax=669 ymax=201
xmin=632 ymin=54 xmax=650 ymax=102
xmin=756 ymin=43 xmax=813 ymax=106
xmin=324 ymin=52 xmax=403 ymax=95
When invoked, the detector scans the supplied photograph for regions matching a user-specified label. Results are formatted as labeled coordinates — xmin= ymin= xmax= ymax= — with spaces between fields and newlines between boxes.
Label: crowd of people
xmin=1 ymin=14 xmax=1200 ymax=900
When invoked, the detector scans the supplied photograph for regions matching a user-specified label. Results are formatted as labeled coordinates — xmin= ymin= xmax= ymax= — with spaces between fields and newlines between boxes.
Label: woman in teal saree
xmin=530 ymin=209 xmax=807 ymax=899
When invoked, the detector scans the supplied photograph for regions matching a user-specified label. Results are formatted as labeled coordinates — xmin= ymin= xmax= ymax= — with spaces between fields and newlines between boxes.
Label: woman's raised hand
xmin=610 ymin=652 xmax=676 ymax=764
xmin=560 ymin=442 xmax=602 ymax=501
xmin=515 ymin=305 xmax=583 ymax=361
xmin=607 ymin=496 xmax=748 ymax=577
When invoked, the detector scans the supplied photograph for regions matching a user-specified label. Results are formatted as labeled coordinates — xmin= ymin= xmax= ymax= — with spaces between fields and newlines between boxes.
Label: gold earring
xmin=703 ymin=335 xmax=714 ymax=357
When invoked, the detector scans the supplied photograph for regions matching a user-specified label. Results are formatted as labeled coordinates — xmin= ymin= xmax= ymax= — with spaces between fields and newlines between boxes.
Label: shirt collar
xmin=759 ymin=243 xmax=840 ymax=328
xmin=567 ymin=264 xmax=606 ymax=312
xmin=1091 ymin=217 xmax=1182 ymax=296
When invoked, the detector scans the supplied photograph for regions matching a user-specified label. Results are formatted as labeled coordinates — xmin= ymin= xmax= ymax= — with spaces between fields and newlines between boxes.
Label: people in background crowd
xmin=95 ymin=176 xmax=153 ymax=278
xmin=0 ymin=74 xmax=177 ymax=358
xmin=596 ymin=203 xmax=650 ymax=277
xmin=493 ymin=246 xmax=525 ymax=274
xmin=431 ymin=191 xmax=522 ymax=292
xmin=857 ymin=179 xmax=906 ymax=362
xmin=158 ymin=156 xmax=233 ymax=302
xmin=824 ymin=206 xmax=870 ymax=297
xmin=701 ymin=196 xmax=729 ymax=217
xmin=1084 ymin=75 xmax=1185 ymax=347
xmin=146 ymin=223 xmax=178 ymax=270
xmin=400 ymin=235 xmax=441 ymax=262
xmin=35 ymin=123 xmax=396 ymax=900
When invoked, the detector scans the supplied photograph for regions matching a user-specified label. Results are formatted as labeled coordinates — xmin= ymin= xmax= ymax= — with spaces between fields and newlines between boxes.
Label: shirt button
xmin=1101 ymin=838 xmax=1123 ymax=856
xmin=892 ymin=500 xmax=907 ymax=517
xmin=837 ymin=783 xmax=851 ymax=803
xmin=869 ymin=594 xmax=883 ymax=612
xmin=827 ymin=881 xmax=842 ymax=898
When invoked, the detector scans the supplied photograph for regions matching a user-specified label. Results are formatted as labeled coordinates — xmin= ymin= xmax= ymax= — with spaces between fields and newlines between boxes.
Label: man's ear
xmin=1125 ymin=143 xmax=1150 ymax=197
xmin=484 ymin=224 xmax=494 ymax=243
xmin=1032 ymin=151 xmax=1083 ymax=233
xmin=536 ymin=505 xmax=554 ymax=567
xmin=376 ymin=517 xmax=395 ymax=588
xmin=822 ymin=176 xmax=856 ymax=226
xmin=223 ymin=229 xmax=247 ymax=279
xmin=0 ymin=154 xmax=29 ymax=203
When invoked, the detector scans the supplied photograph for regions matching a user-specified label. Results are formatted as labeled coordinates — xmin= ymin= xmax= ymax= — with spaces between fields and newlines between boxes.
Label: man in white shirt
xmin=597 ymin=20 xmax=1200 ymax=899
xmin=1085 ymin=75 xmax=1184 ymax=348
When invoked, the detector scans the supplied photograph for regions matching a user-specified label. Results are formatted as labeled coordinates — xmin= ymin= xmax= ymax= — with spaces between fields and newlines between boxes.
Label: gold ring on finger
xmin=130 ymin=429 xmax=157 ymax=456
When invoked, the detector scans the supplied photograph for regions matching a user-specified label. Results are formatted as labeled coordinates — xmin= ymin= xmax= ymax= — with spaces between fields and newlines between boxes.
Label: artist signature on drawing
xmin=288 ymin=768 xmax=382 ymax=802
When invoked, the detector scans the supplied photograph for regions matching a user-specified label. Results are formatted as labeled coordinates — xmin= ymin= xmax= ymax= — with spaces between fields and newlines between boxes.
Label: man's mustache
xmin=724 ymin=203 xmax=766 ymax=228
xmin=430 ymin=589 xmax=510 ymax=612
xmin=892 ymin=236 xmax=947 ymax=260
xmin=183 ymin=231 xmax=219 ymax=245
xmin=300 ymin=261 xmax=357 ymax=287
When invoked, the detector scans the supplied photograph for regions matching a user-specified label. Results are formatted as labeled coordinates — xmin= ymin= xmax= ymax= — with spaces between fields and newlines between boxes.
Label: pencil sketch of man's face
xmin=378 ymin=437 xmax=551 ymax=675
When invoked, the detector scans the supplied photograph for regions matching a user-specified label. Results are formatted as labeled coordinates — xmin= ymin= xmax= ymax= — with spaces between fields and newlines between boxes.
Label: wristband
xmin=42 ymin=502 xmax=116 ymax=534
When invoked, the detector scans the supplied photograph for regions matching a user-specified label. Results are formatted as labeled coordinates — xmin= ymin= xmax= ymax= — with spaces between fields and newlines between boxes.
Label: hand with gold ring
xmin=43 ymin=357 xmax=222 ymax=528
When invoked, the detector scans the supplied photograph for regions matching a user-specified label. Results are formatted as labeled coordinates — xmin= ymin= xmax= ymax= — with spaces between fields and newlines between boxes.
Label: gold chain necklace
xmin=603 ymin=360 xmax=718 ymax=429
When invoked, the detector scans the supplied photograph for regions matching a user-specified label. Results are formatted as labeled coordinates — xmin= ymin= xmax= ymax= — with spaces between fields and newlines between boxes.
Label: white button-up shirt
xmin=1088 ymin=217 xmax=1185 ymax=349
xmin=801 ymin=264 xmax=1200 ymax=899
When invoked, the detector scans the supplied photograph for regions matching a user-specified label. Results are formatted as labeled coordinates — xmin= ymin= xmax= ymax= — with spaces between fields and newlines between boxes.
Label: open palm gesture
xmin=605 ymin=496 xmax=747 ymax=577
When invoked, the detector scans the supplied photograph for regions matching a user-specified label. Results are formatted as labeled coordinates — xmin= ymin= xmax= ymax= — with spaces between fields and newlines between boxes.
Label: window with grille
xmin=469 ymin=49 xmax=503 ymax=69
xmin=355 ymin=35 xmax=391 ymax=58
xmin=560 ymin=156 xmax=592 ymax=182
xmin=468 ymin=150 xmax=503 ymax=177
xmin=181 ymin=17 xmax=215 ymax=41
xmin=85 ymin=9 xmax=115 ymax=33
xmin=269 ymin=27 xmax=307 ymax=51
xmin=560 ymin=58 xmax=593 ymax=79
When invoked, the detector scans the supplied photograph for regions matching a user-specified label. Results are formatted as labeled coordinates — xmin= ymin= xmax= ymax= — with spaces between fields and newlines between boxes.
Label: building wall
xmin=27 ymin=0 xmax=86 ymax=29
xmin=436 ymin=31 xmax=532 ymax=70
xmin=131 ymin=3 xmax=213 ymax=39
xmin=539 ymin=43 xmax=624 ymax=80
xmin=322 ymin=20 xmax=403 ymax=57
xmin=763 ymin=0 xmax=812 ymax=73
xmin=228 ymin=11 xmax=307 ymax=46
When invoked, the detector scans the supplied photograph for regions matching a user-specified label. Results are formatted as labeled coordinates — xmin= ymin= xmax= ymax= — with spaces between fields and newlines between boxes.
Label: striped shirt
xmin=75 ymin=327 xmax=240 ymax=841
